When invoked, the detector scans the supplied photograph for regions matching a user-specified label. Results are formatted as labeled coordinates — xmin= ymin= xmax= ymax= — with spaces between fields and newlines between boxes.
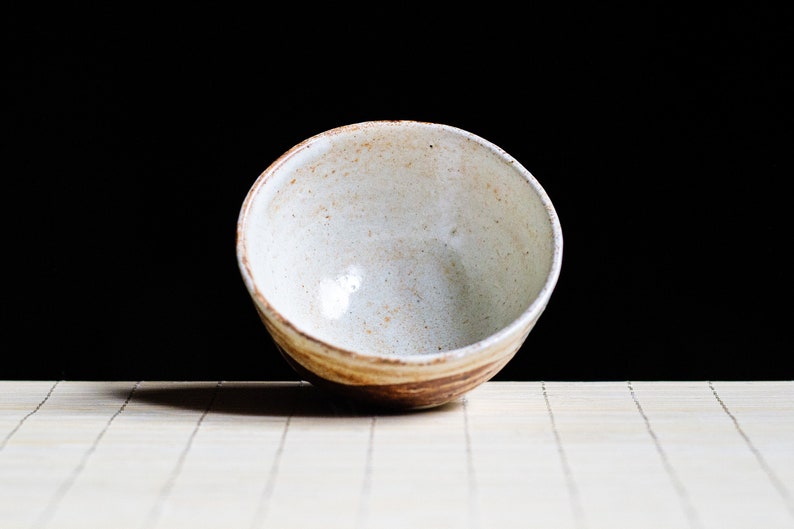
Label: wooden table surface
xmin=1 ymin=380 xmax=792 ymax=529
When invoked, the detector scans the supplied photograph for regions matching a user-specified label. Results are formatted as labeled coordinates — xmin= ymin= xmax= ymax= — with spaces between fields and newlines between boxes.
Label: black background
xmin=6 ymin=4 xmax=791 ymax=382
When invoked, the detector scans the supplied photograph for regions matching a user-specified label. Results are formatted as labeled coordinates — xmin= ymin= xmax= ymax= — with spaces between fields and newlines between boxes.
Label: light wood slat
xmin=630 ymin=380 xmax=794 ymax=528
xmin=542 ymin=381 xmax=696 ymax=529
xmin=0 ymin=381 xmax=792 ymax=529
xmin=0 ymin=381 xmax=60 ymax=451
xmin=708 ymin=381 xmax=794 ymax=496
xmin=465 ymin=382 xmax=578 ymax=528
xmin=0 ymin=381 xmax=139 ymax=529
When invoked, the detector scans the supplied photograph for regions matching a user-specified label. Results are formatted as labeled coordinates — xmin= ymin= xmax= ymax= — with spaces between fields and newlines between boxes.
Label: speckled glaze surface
xmin=237 ymin=121 xmax=563 ymax=409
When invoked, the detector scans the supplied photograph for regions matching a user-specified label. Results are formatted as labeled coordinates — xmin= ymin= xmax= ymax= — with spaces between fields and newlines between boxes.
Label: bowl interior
xmin=239 ymin=122 xmax=559 ymax=358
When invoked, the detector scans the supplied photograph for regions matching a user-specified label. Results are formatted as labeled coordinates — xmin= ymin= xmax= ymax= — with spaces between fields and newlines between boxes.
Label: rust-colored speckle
xmin=290 ymin=178 xmax=296 ymax=184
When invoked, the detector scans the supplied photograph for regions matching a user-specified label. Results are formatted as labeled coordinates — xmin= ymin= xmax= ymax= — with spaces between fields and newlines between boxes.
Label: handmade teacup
xmin=236 ymin=121 xmax=563 ymax=409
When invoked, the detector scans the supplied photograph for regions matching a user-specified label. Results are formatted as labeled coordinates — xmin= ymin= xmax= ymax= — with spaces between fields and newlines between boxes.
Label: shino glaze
xmin=237 ymin=120 xmax=563 ymax=409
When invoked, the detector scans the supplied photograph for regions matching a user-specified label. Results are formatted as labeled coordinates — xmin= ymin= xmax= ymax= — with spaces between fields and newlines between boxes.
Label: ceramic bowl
xmin=236 ymin=121 xmax=563 ymax=409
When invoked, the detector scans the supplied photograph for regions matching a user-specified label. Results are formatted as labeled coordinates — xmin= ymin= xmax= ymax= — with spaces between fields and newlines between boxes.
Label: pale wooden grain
xmin=0 ymin=380 xmax=791 ymax=529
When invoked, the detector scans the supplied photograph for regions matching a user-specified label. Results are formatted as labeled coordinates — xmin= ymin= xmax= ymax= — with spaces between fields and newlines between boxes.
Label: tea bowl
xmin=236 ymin=121 xmax=563 ymax=409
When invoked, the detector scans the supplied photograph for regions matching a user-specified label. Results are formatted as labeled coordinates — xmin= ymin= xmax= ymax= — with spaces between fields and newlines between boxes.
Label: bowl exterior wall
xmin=254 ymin=300 xmax=542 ymax=409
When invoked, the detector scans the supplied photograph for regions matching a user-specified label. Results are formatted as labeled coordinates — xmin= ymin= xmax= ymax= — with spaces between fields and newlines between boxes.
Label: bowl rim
xmin=236 ymin=120 xmax=563 ymax=366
